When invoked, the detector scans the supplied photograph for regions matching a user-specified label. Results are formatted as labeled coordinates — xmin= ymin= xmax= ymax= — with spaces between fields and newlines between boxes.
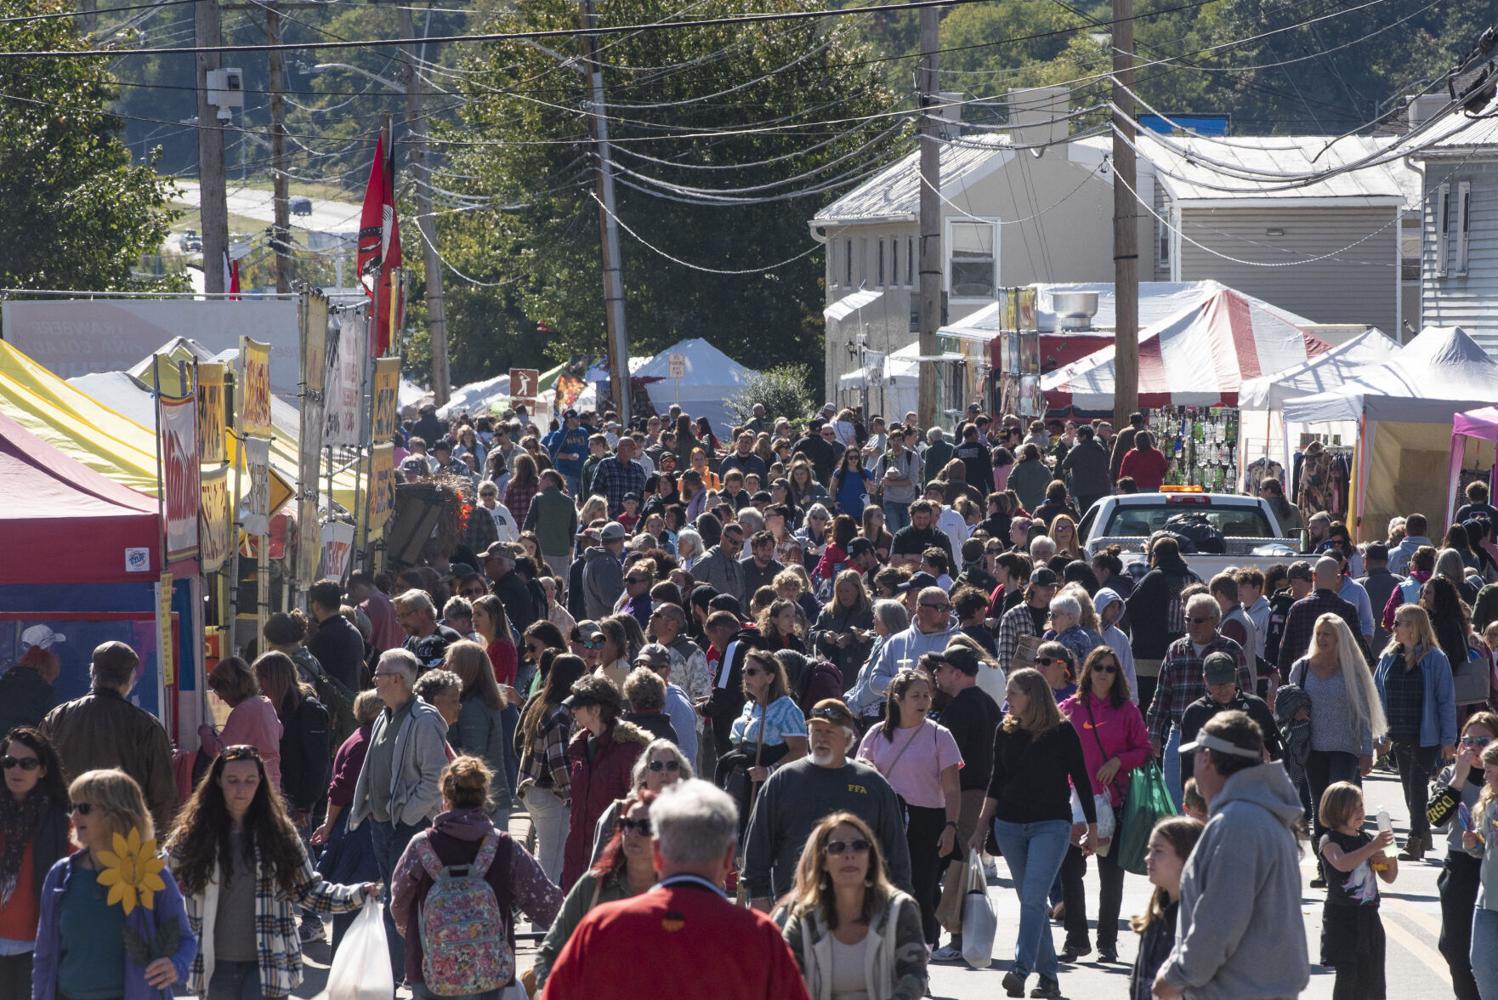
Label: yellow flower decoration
xmin=96 ymin=828 xmax=167 ymax=915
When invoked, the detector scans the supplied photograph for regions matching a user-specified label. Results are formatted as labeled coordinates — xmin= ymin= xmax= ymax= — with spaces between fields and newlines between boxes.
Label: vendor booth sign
xmin=158 ymin=393 xmax=200 ymax=562
xmin=199 ymin=468 xmax=231 ymax=573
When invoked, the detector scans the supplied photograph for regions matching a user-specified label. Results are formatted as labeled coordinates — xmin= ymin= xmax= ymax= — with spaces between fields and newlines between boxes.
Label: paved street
xmin=173 ymin=180 xmax=362 ymax=235
xmin=291 ymin=769 xmax=1451 ymax=999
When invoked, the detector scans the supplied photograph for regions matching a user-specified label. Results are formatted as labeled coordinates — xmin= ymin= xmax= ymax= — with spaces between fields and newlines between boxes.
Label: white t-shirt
xmin=856 ymin=718 xmax=963 ymax=809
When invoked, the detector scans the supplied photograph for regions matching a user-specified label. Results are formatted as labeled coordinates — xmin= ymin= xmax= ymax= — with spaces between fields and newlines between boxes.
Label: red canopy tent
xmin=0 ymin=408 xmax=162 ymax=585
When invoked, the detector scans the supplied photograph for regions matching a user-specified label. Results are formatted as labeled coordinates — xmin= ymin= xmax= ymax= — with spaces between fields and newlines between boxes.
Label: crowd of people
xmin=4 ymin=397 xmax=1498 ymax=999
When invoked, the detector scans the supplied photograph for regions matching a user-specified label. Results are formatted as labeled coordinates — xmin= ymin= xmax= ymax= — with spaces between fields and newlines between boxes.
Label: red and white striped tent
xmin=1041 ymin=284 xmax=1331 ymax=410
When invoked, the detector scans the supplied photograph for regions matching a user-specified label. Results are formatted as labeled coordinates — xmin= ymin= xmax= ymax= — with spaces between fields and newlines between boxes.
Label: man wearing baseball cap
xmin=0 ymin=625 xmax=64 ymax=734
xmin=1178 ymin=652 xmax=1281 ymax=778
xmin=581 ymin=523 xmax=627 ymax=621
xmin=544 ymin=408 xmax=592 ymax=495
xmin=742 ymin=699 xmax=911 ymax=912
xmin=1156 ymin=711 xmax=1308 ymax=1000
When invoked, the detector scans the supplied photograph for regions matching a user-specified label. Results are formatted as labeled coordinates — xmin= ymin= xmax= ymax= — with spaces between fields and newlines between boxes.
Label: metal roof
xmin=814 ymin=133 xmax=1011 ymax=224
xmin=1411 ymin=98 xmax=1498 ymax=156
xmin=1140 ymin=133 xmax=1416 ymax=207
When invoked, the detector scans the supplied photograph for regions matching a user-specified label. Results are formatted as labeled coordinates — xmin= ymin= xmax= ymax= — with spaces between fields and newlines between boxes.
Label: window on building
xmin=1457 ymin=180 xmax=1471 ymax=275
xmin=1435 ymin=182 xmax=1450 ymax=278
xmin=859 ymin=237 xmax=868 ymax=286
xmin=844 ymin=238 xmax=853 ymax=286
xmin=947 ymin=220 xmax=998 ymax=298
xmin=907 ymin=237 xmax=915 ymax=285
xmin=877 ymin=239 xmax=885 ymax=286
xmin=890 ymin=239 xmax=898 ymax=288
xmin=1158 ymin=217 xmax=1171 ymax=268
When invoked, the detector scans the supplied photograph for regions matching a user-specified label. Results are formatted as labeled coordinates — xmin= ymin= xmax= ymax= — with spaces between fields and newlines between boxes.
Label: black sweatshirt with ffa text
xmin=986 ymin=722 xmax=1097 ymax=825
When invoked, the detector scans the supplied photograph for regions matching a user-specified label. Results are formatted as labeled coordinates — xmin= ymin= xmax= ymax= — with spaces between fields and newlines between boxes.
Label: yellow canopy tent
xmin=0 ymin=339 xmax=294 ymax=510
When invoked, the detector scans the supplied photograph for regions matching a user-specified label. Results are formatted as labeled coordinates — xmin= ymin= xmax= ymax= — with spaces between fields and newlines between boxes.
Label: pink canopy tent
xmin=1041 ymin=285 xmax=1330 ymax=410
xmin=1447 ymin=407 xmax=1498 ymax=531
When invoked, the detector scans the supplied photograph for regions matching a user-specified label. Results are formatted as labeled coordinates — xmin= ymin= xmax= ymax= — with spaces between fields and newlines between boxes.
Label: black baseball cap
xmin=1030 ymin=567 xmax=1060 ymax=586
xmin=847 ymin=538 xmax=875 ymax=558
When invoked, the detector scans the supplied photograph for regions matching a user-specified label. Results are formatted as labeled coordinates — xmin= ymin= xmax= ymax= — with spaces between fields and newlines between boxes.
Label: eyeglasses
xmin=69 ymin=802 xmax=94 ymax=816
xmin=1187 ymin=617 xmax=1214 ymax=625
xmin=1463 ymin=735 xmax=1493 ymax=747
xmin=0 ymin=756 xmax=40 ymax=771
xmin=647 ymin=759 xmax=681 ymax=773
xmin=617 ymin=817 xmax=653 ymax=836
xmin=825 ymin=838 xmax=870 ymax=856
xmin=921 ymin=602 xmax=951 ymax=612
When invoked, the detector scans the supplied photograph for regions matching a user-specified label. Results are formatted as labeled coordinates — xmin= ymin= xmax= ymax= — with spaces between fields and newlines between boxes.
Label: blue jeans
xmin=992 ymin=818 xmax=1071 ymax=979
xmin=1470 ymin=907 xmax=1498 ymax=1000
xmin=883 ymin=498 xmax=912 ymax=534
xmin=370 ymin=817 xmax=429 ymax=987
xmin=1164 ymin=723 xmax=1183 ymax=811
xmin=207 ymin=959 xmax=260 ymax=1000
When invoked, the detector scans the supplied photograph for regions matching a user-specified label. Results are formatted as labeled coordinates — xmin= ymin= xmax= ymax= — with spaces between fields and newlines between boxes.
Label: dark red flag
xmin=358 ymin=125 xmax=403 ymax=355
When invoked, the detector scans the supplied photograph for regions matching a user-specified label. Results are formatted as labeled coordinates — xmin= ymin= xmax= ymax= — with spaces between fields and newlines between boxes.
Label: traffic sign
xmin=509 ymin=367 xmax=539 ymax=401
xmin=667 ymin=353 xmax=687 ymax=379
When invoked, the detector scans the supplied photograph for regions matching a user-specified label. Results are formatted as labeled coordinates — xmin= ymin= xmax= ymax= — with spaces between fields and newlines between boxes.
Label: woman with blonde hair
xmin=1289 ymin=612 xmax=1389 ymax=885
xmin=971 ymin=668 xmax=1096 ymax=1000
xmin=444 ymin=640 xmax=515 ymax=824
xmin=1049 ymin=514 xmax=1081 ymax=562
xmin=33 ymin=770 xmax=196 ymax=1000
xmin=811 ymin=569 xmax=875 ymax=691
xmin=779 ymin=811 xmax=928 ymax=1000
xmin=1374 ymin=604 xmax=1457 ymax=861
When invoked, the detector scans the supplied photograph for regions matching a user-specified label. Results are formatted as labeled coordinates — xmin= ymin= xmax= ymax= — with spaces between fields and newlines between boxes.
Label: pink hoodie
xmin=219 ymin=694 xmax=284 ymax=790
xmin=1058 ymin=691 xmax=1151 ymax=807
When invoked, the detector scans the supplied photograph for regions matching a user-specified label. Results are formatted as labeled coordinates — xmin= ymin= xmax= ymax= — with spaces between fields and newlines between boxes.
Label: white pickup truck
xmin=1078 ymin=491 xmax=1300 ymax=580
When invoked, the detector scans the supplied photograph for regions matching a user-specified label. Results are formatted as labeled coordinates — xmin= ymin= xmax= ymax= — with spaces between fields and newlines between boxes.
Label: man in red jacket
xmin=542 ymin=779 xmax=811 ymax=1000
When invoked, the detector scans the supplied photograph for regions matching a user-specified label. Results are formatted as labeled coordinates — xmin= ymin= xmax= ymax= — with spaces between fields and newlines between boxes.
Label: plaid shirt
xmin=1275 ymin=589 xmax=1364 ymax=674
xmin=518 ymin=703 xmax=572 ymax=797
xmin=996 ymin=600 xmax=1045 ymax=674
xmin=1146 ymin=633 xmax=1254 ymax=747
xmin=176 ymin=840 xmax=365 ymax=998
xmin=591 ymin=456 xmax=646 ymax=516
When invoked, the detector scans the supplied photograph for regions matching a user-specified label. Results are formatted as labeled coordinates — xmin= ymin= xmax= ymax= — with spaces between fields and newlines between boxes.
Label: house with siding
xmin=1411 ymin=108 xmax=1498 ymax=356
xmin=812 ymin=92 xmax=1420 ymax=403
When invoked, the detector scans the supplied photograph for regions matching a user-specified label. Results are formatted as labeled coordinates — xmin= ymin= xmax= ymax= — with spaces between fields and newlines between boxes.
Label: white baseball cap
xmin=20 ymin=625 xmax=65 ymax=650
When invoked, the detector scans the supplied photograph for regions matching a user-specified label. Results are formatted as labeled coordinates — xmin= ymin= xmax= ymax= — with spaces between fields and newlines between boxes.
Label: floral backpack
xmin=412 ymin=832 xmax=513 ymax=996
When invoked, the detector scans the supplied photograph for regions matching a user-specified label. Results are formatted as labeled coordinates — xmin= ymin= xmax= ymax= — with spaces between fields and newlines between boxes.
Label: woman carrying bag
xmin=719 ymin=650 xmax=809 ymax=830
xmin=1058 ymin=648 xmax=1151 ymax=963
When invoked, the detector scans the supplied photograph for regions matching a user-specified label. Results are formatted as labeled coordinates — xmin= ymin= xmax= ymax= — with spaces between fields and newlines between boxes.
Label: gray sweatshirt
xmin=742 ymin=757 xmax=912 ymax=900
xmin=1159 ymin=761 xmax=1309 ymax=1000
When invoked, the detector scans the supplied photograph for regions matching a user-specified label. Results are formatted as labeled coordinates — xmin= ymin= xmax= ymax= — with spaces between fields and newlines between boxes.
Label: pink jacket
xmin=220 ymin=695 xmax=284 ymax=789
xmin=1058 ymin=691 xmax=1150 ymax=807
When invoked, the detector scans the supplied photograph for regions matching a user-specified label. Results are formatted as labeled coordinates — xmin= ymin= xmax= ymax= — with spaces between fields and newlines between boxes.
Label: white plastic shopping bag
xmin=960 ymin=862 xmax=996 ymax=970
xmin=325 ymin=896 xmax=394 ymax=1000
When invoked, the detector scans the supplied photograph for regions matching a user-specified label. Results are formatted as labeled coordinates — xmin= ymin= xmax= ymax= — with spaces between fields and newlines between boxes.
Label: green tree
xmin=0 ymin=0 xmax=176 ymax=289
xmin=436 ymin=0 xmax=902 ymax=386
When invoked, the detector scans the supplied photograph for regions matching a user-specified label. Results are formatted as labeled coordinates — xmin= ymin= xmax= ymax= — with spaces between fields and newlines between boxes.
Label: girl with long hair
xmin=515 ymin=654 xmax=587 ymax=883
xmin=971 ymin=668 xmax=1096 ymax=1000
xmin=813 ymin=514 xmax=859 ymax=584
xmin=253 ymin=652 xmax=330 ymax=834
xmin=472 ymin=594 xmax=518 ymax=690
xmin=1128 ymin=817 xmax=1204 ymax=1000
xmin=694 ymin=417 xmax=720 ymax=458
xmin=1422 ymin=575 xmax=1482 ymax=681
xmin=1288 ymin=613 xmax=1388 ymax=884
xmin=0 ymin=727 xmax=69 ymax=995
xmin=1463 ymin=740 xmax=1498 ymax=1000
xmin=168 ymin=747 xmax=377 ymax=1000
xmin=504 ymin=453 xmax=541 ymax=526
xmin=521 ymin=621 xmax=567 ymax=698
xmin=1049 ymin=514 xmax=1081 ymax=562
xmin=444 ymin=641 xmax=514 ymax=824
xmin=758 ymin=598 xmax=806 ymax=653
xmin=856 ymin=669 xmax=962 ymax=948
xmin=534 ymin=789 xmax=660 ymax=993
xmin=830 ymin=446 xmax=874 ymax=519
xmin=778 ymin=811 xmax=928 ymax=1000
xmin=201 ymin=655 xmax=283 ymax=789
xmin=861 ymin=504 xmax=894 ymax=563
xmin=788 ymin=460 xmax=827 ymax=509
xmin=34 ymin=770 xmax=195 ymax=1000
xmin=1429 ymin=711 xmax=1498 ymax=999
xmin=594 ymin=617 xmax=633 ymax=689
xmin=811 ymin=569 xmax=875 ymax=691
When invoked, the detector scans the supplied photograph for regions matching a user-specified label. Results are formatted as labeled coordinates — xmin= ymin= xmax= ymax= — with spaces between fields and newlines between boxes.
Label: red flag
xmin=227 ymin=254 xmax=240 ymax=301
xmin=358 ymin=126 xmax=403 ymax=355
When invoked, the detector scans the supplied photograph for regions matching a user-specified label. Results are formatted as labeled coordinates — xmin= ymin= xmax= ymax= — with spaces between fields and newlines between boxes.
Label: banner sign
xmin=199 ymin=467 xmax=231 ymax=573
xmin=371 ymin=357 xmax=401 ymax=443
xmin=296 ymin=294 xmax=328 ymax=588
xmin=367 ymin=443 xmax=395 ymax=539
xmin=319 ymin=521 xmax=356 ymax=580
xmin=239 ymin=337 xmax=272 ymax=438
xmin=324 ymin=313 xmax=365 ymax=446
xmin=197 ymin=362 xmax=227 ymax=464
xmin=155 ymin=572 xmax=175 ymax=687
xmin=158 ymin=393 xmax=200 ymax=562
xmin=241 ymin=436 xmax=273 ymax=537
xmin=301 ymin=294 xmax=330 ymax=397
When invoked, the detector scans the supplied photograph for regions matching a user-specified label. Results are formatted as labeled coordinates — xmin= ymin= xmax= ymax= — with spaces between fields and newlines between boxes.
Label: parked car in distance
xmin=290 ymin=196 xmax=312 ymax=216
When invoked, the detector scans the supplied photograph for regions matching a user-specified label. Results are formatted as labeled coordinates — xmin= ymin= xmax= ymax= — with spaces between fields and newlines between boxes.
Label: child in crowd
xmin=1319 ymin=781 xmax=1396 ymax=999
xmin=1129 ymin=816 xmax=1203 ymax=1000
xmin=1465 ymin=741 xmax=1498 ymax=999
xmin=1181 ymin=778 xmax=1208 ymax=824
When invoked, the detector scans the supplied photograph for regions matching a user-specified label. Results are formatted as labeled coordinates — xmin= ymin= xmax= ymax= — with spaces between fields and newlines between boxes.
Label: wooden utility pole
xmin=916 ymin=4 xmax=941 ymax=430
xmin=195 ymin=0 xmax=228 ymax=294
xmin=396 ymin=5 xmax=451 ymax=404
xmin=266 ymin=1 xmax=291 ymax=293
xmin=579 ymin=0 xmax=631 ymax=426
xmin=1111 ymin=0 xmax=1139 ymax=428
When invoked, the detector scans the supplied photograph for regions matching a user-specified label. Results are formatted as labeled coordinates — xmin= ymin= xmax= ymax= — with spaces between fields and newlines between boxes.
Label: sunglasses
xmin=580 ymin=638 xmax=605 ymax=649
xmin=617 ymin=817 xmax=653 ymax=836
xmin=1187 ymin=617 xmax=1214 ymax=625
xmin=825 ymin=838 xmax=871 ymax=856
xmin=1 ymin=756 xmax=40 ymax=771
xmin=69 ymin=802 xmax=95 ymax=816
xmin=647 ymin=759 xmax=681 ymax=773
xmin=742 ymin=668 xmax=765 ymax=678
xmin=1463 ymin=735 xmax=1493 ymax=747
xmin=1036 ymin=657 xmax=1062 ymax=667
xmin=1093 ymin=664 xmax=1118 ymax=674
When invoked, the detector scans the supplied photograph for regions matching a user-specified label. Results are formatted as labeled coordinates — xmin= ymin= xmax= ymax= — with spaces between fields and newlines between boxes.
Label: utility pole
xmin=266 ymin=1 xmax=291 ymax=293
xmin=1111 ymin=0 xmax=1139 ymax=429
xmin=396 ymin=4 xmax=451 ymax=405
xmin=195 ymin=0 xmax=228 ymax=294
xmin=578 ymin=0 xmax=631 ymax=427
xmin=916 ymin=4 xmax=941 ymax=430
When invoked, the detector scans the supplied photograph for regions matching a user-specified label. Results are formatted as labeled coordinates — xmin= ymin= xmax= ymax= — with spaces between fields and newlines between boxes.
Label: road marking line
xmin=1379 ymin=901 xmax=1451 ymax=977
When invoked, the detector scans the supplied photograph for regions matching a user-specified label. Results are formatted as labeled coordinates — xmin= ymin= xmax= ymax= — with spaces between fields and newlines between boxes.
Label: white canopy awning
xmin=823 ymin=288 xmax=883 ymax=322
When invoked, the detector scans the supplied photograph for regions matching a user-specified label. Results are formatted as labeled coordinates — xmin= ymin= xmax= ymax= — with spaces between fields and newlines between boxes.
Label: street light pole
xmin=578 ymin=0 xmax=631 ymax=427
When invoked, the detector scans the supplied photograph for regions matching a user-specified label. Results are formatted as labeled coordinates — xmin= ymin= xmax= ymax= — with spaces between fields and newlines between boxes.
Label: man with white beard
xmin=741 ymin=698 xmax=912 ymax=911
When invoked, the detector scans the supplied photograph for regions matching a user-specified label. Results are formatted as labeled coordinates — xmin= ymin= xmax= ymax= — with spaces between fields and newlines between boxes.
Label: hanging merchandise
xmin=1150 ymin=406 xmax=1240 ymax=491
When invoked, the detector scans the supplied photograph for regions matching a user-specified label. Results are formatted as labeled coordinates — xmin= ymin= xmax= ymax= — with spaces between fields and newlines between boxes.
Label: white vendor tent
xmin=1282 ymin=326 xmax=1498 ymax=540
xmin=1236 ymin=328 xmax=1401 ymax=481
xmin=1042 ymin=285 xmax=1328 ymax=410
xmin=634 ymin=339 xmax=757 ymax=438
xmin=437 ymin=372 xmax=510 ymax=420
xmin=838 ymin=346 xmax=923 ymax=421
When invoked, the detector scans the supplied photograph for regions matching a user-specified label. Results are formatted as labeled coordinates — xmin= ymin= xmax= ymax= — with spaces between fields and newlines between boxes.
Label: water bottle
xmin=1376 ymin=808 xmax=1392 ymax=835
xmin=1372 ymin=808 xmax=1393 ymax=871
